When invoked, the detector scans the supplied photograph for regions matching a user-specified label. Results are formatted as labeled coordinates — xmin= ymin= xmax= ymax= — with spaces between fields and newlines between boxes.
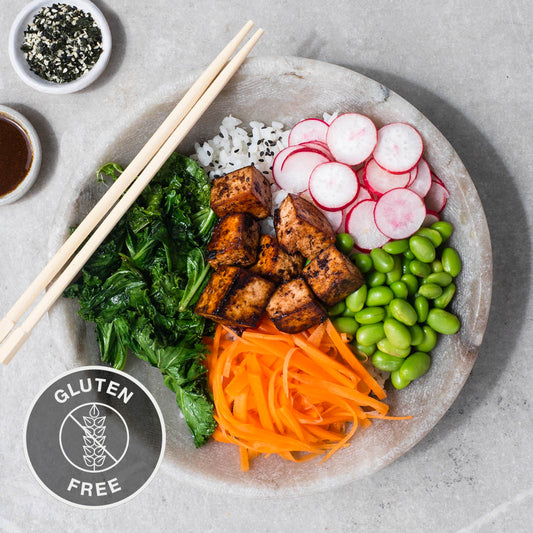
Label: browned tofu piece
xmin=249 ymin=234 xmax=305 ymax=284
xmin=302 ymin=244 xmax=364 ymax=306
xmin=274 ymin=194 xmax=335 ymax=259
xmin=266 ymin=278 xmax=327 ymax=334
xmin=210 ymin=166 xmax=272 ymax=219
xmin=207 ymin=213 xmax=260 ymax=269
xmin=195 ymin=266 xmax=275 ymax=328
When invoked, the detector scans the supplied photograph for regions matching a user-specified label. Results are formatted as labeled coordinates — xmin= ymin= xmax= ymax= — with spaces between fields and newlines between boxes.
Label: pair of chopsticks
xmin=0 ymin=21 xmax=263 ymax=365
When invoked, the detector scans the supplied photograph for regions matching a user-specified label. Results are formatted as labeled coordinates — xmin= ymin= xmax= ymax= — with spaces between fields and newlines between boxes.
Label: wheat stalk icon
xmin=81 ymin=404 xmax=107 ymax=471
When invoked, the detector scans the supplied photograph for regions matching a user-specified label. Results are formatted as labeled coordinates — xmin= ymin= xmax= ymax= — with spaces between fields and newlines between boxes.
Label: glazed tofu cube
xmin=195 ymin=266 xmax=275 ymax=328
xmin=249 ymin=234 xmax=305 ymax=283
xmin=274 ymin=194 xmax=335 ymax=259
xmin=266 ymin=278 xmax=327 ymax=334
xmin=210 ymin=165 xmax=272 ymax=219
xmin=207 ymin=213 xmax=260 ymax=269
xmin=302 ymin=244 xmax=364 ymax=306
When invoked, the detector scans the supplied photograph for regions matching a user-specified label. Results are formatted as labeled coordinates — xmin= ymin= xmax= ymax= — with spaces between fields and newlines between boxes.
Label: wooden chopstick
xmin=0 ymin=26 xmax=264 ymax=365
xmin=0 ymin=20 xmax=254 ymax=347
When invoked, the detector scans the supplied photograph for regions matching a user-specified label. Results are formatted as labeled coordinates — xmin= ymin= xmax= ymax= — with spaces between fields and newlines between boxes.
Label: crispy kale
xmin=65 ymin=154 xmax=217 ymax=446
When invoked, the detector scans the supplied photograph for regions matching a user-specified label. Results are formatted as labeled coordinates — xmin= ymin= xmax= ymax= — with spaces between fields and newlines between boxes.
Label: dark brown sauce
xmin=0 ymin=114 xmax=33 ymax=197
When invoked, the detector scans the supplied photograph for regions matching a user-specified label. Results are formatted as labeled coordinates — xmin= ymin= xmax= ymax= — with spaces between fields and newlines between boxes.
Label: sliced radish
xmin=364 ymin=158 xmax=411 ymax=196
xmin=423 ymin=210 xmax=440 ymax=226
xmin=297 ymin=141 xmax=333 ymax=159
xmin=425 ymin=180 xmax=449 ymax=213
xmin=373 ymin=123 xmax=423 ymax=173
xmin=346 ymin=200 xmax=390 ymax=250
xmin=323 ymin=208 xmax=343 ymax=232
xmin=326 ymin=113 xmax=378 ymax=166
xmin=408 ymin=158 xmax=432 ymax=198
xmin=407 ymin=164 xmax=418 ymax=186
xmin=374 ymin=188 xmax=426 ymax=239
xmin=289 ymin=118 xmax=329 ymax=145
xmin=431 ymin=172 xmax=445 ymax=187
xmin=272 ymin=145 xmax=301 ymax=184
xmin=309 ymin=162 xmax=359 ymax=211
xmin=276 ymin=151 xmax=330 ymax=194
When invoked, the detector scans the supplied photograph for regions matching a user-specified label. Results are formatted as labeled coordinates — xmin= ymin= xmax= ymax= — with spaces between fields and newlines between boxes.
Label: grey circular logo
xmin=24 ymin=366 xmax=165 ymax=508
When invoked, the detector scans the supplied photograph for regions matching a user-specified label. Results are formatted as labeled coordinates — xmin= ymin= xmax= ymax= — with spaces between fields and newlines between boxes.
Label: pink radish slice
xmin=276 ymin=151 xmax=330 ymax=194
xmin=408 ymin=158 xmax=432 ymax=198
xmin=288 ymin=118 xmax=329 ymax=145
xmin=374 ymin=188 xmax=426 ymax=239
xmin=297 ymin=141 xmax=334 ymax=159
xmin=309 ymin=162 xmax=359 ymax=211
xmin=346 ymin=200 xmax=390 ymax=250
xmin=407 ymin=164 xmax=418 ymax=186
xmin=373 ymin=123 xmax=424 ymax=173
xmin=425 ymin=181 xmax=449 ymax=213
xmin=323 ymin=208 xmax=343 ymax=232
xmin=423 ymin=210 xmax=440 ymax=226
xmin=364 ymin=158 xmax=411 ymax=196
xmin=272 ymin=146 xmax=301 ymax=184
xmin=326 ymin=113 xmax=378 ymax=166
xmin=431 ymin=172 xmax=446 ymax=187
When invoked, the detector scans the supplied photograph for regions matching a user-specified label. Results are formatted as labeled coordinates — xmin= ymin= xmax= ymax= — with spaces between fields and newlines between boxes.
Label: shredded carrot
xmin=205 ymin=317 xmax=411 ymax=470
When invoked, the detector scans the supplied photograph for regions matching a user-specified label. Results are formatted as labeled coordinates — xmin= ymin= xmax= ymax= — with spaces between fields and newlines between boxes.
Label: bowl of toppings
xmin=0 ymin=105 xmax=42 ymax=205
xmin=8 ymin=0 xmax=111 ymax=94
xmin=48 ymin=56 xmax=492 ymax=495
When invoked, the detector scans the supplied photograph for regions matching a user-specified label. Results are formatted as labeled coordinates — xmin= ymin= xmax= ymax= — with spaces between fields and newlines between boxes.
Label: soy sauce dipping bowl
xmin=8 ymin=0 xmax=112 ymax=94
xmin=0 ymin=105 xmax=41 ymax=206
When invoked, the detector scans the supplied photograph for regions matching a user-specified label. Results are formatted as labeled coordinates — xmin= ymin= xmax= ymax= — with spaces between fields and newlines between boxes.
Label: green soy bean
xmin=442 ymin=247 xmax=462 ymax=277
xmin=354 ymin=343 xmax=376 ymax=357
xmin=370 ymin=248 xmax=395 ymax=273
xmin=399 ymin=352 xmax=431 ymax=381
xmin=402 ymin=256 xmax=412 ymax=275
xmin=328 ymin=301 xmax=346 ymax=316
xmin=377 ymin=338 xmax=411 ymax=358
xmin=372 ymin=351 xmax=403 ymax=372
xmin=417 ymin=325 xmax=437 ymax=352
xmin=355 ymin=307 xmax=386 ymax=324
xmin=408 ymin=324 xmax=424 ymax=345
xmin=431 ymin=260 xmax=444 ymax=273
xmin=356 ymin=323 xmax=385 ymax=346
xmin=341 ymin=306 xmax=356 ymax=317
xmin=401 ymin=274 xmax=419 ymax=296
xmin=409 ymin=260 xmax=431 ymax=278
xmin=386 ymin=255 xmax=402 ymax=284
xmin=427 ymin=308 xmax=460 ymax=335
xmin=383 ymin=318 xmax=411 ymax=350
xmin=414 ymin=295 xmax=429 ymax=322
xmin=391 ymin=370 xmax=411 ymax=390
xmin=431 ymin=220 xmax=453 ymax=241
xmin=425 ymin=272 xmax=453 ymax=287
xmin=415 ymin=227 xmax=443 ymax=247
xmin=366 ymin=286 xmax=394 ymax=306
xmin=332 ymin=316 xmax=359 ymax=335
xmin=404 ymin=249 xmax=415 ymax=260
xmin=389 ymin=298 xmax=418 ymax=326
xmin=409 ymin=235 xmax=436 ymax=263
xmin=383 ymin=239 xmax=409 ymax=255
xmin=367 ymin=271 xmax=387 ymax=287
xmin=390 ymin=280 xmax=408 ymax=299
xmin=345 ymin=285 xmax=368 ymax=313
xmin=336 ymin=233 xmax=354 ymax=255
xmin=351 ymin=253 xmax=373 ymax=273
xmin=434 ymin=283 xmax=456 ymax=309
xmin=418 ymin=283 xmax=443 ymax=299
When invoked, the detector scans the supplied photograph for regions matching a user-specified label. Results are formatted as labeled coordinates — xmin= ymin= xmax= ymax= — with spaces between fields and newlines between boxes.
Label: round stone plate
xmin=48 ymin=56 xmax=492 ymax=496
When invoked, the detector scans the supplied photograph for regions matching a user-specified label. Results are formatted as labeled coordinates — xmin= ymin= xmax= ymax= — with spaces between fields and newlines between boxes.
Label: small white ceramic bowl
xmin=0 ymin=105 xmax=42 ymax=205
xmin=8 ymin=0 xmax=112 ymax=94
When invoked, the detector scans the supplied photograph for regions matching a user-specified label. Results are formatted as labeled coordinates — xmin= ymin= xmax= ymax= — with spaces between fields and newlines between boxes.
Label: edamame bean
xmin=354 ymin=343 xmax=376 ymax=357
xmin=356 ymin=323 xmax=385 ymax=346
xmin=401 ymin=274 xmax=419 ymax=296
xmin=389 ymin=298 xmax=418 ymax=326
xmin=415 ymin=227 xmax=443 ymax=247
xmin=386 ymin=255 xmax=402 ymax=284
xmin=390 ymin=280 xmax=408 ymax=299
xmin=399 ymin=352 xmax=431 ymax=381
xmin=418 ymin=283 xmax=443 ymax=299
xmin=351 ymin=253 xmax=373 ymax=273
xmin=434 ymin=283 xmax=456 ymax=309
xmin=345 ymin=285 xmax=368 ymax=312
xmin=431 ymin=260 xmax=443 ymax=273
xmin=409 ymin=235 xmax=436 ymax=263
xmin=442 ymin=247 xmax=462 ymax=277
xmin=431 ymin=220 xmax=453 ymax=241
xmin=328 ymin=301 xmax=346 ymax=316
xmin=417 ymin=325 xmax=437 ymax=352
xmin=336 ymin=233 xmax=354 ymax=255
xmin=341 ymin=305 xmax=356 ymax=317
xmin=404 ymin=249 xmax=415 ymax=260
xmin=383 ymin=239 xmax=409 ymax=255
xmin=355 ymin=307 xmax=386 ymax=324
xmin=427 ymin=308 xmax=460 ymax=334
xmin=414 ymin=295 xmax=429 ymax=322
xmin=408 ymin=324 xmax=424 ymax=345
xmin=366 ymin=286 xmax=394 ymax=306
xmin=402 ymin=256 xmax=412 ymax=275
xmin=332 ymin=316 xmax=359 ymax=336
xmin=372 ymin=351 xmax=403 ymax=372
xmin=370 ymin=248 xmax=395 ymax=273
xmin=409 ymin=260 xmax=431 ymax=278
xmin=377 ymin=338 xmax=411 ymax=358
xmin=367 ymin=271 xmax=387 ymax=287
xmin=383 ymin=318 xmax=411 ymax=349
xmin=425 ymin=272 xmax=453 ymax=287
xmin=391 ymin=370 xmax=411 ymax=390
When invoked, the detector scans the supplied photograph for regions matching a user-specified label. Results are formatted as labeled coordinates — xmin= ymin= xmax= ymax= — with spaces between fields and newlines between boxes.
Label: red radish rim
xmin=363 ymin=158 xmax=411 ymax=197
xmin=288 ymin=118 xmax=329 ymax=146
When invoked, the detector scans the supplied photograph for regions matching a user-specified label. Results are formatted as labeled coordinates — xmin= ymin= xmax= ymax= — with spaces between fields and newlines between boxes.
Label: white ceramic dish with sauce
xmin=47 ymin=57 xmax=492 ymax=495
xmin=8 ymin=0 xmax=112 ymax=94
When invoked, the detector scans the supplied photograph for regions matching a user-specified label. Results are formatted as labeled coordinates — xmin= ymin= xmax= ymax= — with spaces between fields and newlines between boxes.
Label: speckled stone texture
xmin=1 ymin=1 xmax=532 ymax=532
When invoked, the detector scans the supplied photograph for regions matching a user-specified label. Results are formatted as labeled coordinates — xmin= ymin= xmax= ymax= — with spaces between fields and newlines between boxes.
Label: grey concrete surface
xmin=1 ymin=1 xmax=532 ymax=532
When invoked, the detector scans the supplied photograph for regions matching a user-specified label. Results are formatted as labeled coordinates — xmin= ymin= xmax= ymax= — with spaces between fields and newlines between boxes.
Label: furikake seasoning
xmin=21 ymin=3 xmax=103 ymax=83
